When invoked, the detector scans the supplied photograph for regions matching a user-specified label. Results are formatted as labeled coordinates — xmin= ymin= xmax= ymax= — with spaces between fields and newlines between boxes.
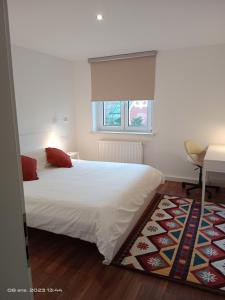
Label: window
xmin=103 ymin=101 xmax=121 ymax=127
xmin=92 ymin=100 xmax=152 ymax=133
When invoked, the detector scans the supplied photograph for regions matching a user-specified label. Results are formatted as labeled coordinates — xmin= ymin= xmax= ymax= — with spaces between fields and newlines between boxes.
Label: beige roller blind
xmin=89 ymin=51 xmax=157 ymax=101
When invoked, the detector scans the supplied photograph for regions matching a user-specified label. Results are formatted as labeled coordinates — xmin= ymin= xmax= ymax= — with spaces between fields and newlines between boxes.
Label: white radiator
xmin=98 ymin=140 xmax=143 ymax=164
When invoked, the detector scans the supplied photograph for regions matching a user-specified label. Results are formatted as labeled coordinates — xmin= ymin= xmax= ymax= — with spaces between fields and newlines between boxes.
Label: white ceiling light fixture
xmin=96 ymin=14 xmax=103 ymax=21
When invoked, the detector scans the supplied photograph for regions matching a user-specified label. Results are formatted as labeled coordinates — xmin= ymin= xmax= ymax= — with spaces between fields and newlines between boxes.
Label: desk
xmin=201 ymin=145 xmax=225 ymax=214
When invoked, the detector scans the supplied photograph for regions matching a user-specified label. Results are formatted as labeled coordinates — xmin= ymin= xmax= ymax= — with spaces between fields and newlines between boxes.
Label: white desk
xmin=201 ymin=144 xmax=225 ymax=214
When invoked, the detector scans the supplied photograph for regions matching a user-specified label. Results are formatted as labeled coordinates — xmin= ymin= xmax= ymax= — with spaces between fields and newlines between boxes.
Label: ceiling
xmin=7 ymin=0 xmax=225 ymax=61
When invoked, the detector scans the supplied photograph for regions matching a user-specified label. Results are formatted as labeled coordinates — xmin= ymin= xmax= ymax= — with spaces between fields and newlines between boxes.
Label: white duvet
xmin=24 ymin=159 xmax=163 ymax=263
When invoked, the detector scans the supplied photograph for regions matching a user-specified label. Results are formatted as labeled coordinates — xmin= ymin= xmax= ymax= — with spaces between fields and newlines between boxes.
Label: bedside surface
xmin=67 ymin=152 xmax=79 ymax=159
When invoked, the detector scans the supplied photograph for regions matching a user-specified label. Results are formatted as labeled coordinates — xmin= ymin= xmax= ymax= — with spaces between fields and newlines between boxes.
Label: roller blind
xmin=89 ymin=51 xmax=157 ymax=101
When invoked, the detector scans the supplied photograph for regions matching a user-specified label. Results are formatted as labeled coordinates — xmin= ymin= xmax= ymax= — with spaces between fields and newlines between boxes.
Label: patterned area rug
xmin=113 ymin=193 xmax=225 ymax=295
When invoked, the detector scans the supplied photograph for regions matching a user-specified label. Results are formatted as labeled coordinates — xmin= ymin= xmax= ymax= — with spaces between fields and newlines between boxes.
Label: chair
xmin=182 ymin=140 xmax=219 ymax=198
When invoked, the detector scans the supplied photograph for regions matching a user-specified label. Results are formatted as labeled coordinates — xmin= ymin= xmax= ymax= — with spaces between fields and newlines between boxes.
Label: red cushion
xmin=45 ymin=148 xmax=72 ymax=168
xmin=21 ymin=156 xmax=39 ymax=181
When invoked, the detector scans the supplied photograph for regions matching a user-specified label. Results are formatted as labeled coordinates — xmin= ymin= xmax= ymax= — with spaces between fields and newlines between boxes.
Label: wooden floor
xmin=28 ymin=181 xmax=225 ymax=300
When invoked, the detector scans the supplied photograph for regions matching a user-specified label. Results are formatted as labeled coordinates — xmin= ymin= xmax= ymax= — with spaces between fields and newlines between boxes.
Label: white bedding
xmin=24 ymin=159 xmax=164 ymax=263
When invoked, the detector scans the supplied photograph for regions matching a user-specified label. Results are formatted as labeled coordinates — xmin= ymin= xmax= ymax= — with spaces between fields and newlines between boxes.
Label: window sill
xmin=91 ymin=130 xmax=155 ymax=136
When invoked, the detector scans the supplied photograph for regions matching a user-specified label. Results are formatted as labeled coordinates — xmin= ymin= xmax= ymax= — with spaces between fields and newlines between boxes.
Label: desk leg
xmin=201 ymin=166 xmax=206 ymax=215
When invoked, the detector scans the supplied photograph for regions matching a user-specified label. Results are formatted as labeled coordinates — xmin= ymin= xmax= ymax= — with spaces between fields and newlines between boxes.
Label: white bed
xmin=24 ymin=159 xmax=164 ymax=264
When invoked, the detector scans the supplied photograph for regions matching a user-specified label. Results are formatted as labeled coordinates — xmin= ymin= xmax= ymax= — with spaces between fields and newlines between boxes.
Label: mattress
xmin=24 ymin=159 xmax=164 ymax=263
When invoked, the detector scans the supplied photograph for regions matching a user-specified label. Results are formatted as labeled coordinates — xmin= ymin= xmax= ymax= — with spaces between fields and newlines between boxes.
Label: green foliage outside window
xmin=131 ymin=116 xmax=143 ymax=127
xmin=104 ymin=102 xmax=121 ymax=126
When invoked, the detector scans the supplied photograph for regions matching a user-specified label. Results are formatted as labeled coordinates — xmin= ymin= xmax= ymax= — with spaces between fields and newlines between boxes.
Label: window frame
xmin=94 ymin=100 xmax=153 ymax=133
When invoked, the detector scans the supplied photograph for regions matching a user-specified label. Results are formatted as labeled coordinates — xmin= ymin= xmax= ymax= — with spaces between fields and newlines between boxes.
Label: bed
xmin=24 ymin=159 xmax=164 ymax=264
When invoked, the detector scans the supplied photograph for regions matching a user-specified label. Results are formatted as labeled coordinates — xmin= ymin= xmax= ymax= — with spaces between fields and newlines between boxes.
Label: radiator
xmin=98 ymin=140 xmax=143 ymax=164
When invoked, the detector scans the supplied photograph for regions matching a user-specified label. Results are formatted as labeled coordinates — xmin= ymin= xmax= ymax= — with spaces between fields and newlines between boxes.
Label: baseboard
xmin=165 ymin=175 xmax=197 ymax=184
xmin=165 ymin=175 xmax=225 ymax=188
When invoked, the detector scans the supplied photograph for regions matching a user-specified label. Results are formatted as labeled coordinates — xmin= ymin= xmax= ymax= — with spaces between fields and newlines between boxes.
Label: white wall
xmin=12 ymin=46 xmax=76 ymax=153
xmin=73 ymin=44 xmax=225 ymax=183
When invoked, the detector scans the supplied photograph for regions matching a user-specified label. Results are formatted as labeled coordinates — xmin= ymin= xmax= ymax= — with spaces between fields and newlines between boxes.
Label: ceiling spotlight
xmin=96 ymin=14 xmax=103 ymax=21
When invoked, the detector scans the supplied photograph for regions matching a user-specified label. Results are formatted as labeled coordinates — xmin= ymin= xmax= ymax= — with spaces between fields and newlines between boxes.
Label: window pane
xmin=128 ymin=100 xmax=148 ymax=127
xmin=103 ymin=101 xmax=121 ymax=126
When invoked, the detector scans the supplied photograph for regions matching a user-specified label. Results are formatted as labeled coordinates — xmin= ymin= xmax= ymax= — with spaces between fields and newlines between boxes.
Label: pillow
xmin=21 ymin=155 xmax=39 ymax=181
xmin=45 ymin=148 xmax=72 ymax=168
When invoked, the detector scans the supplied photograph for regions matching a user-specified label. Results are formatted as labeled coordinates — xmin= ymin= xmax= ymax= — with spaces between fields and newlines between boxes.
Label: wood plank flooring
xmin=28 ymin=181 xmax=225 ymax=300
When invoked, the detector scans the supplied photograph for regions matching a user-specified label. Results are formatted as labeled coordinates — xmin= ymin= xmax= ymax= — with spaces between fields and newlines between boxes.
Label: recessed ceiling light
xmin=96 ymin=14 xmax=103 ymax=21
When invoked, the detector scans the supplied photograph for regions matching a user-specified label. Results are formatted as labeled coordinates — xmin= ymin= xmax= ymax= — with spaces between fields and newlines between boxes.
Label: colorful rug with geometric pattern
xmin=113 ymin=193 xmax=225 ymax=295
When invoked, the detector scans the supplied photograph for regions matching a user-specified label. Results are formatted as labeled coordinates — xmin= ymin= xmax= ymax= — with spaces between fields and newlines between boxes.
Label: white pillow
xmin=23 ymin=149 xmax=47 ymax=170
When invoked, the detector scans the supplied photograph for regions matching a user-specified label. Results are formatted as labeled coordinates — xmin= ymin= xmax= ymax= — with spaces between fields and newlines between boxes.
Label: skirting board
xmin=166 ymin=175 xmax=225 ymax=188
xmin=165 ymin=175 xmax=197 ymax=184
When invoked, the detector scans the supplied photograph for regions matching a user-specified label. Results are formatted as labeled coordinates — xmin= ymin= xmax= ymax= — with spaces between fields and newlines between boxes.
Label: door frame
xmin=0 ymin=0 xmax=33 ymax=299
